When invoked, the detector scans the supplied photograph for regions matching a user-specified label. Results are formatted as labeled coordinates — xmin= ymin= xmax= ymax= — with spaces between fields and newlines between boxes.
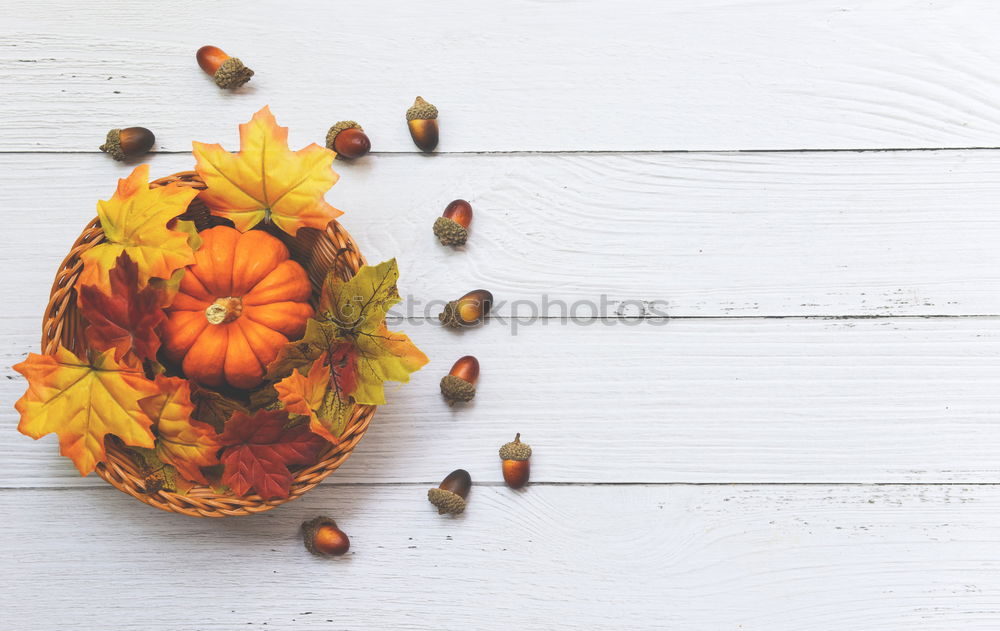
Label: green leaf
xmin=263 ymin=259 xmax=427 ymax=432
xmin=129 ymin=446 xmax=180 ymax=494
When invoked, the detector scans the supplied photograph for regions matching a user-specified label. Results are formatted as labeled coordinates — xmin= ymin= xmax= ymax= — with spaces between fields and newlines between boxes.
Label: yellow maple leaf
xmin=319 ymin=259 xmax=428 ymax=405
xmin=79 ymin=165 xmax=199 ymax=292
xmin=268 ymin=259 xmax=428 ymax=407
xmin=193 ymin=106 xmax=342 ymax=235
xmin=14 ymin=345 xmax=159 ymax=476
xmin=139 ymin=375 xmax=221 ymax=484
xmin=352 ymin=322 xmax=428 ymax=405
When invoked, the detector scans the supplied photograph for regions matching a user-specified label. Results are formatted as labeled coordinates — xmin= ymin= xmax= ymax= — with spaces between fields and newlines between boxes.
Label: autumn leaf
xmin=170 ymin=218 xmax=204 ymax=252
xmin=139 ymin=376 xmax=220 ymax=484
xmin=273 ymin=360 xmax=329 ymax=433
xmin=267 ymin=260 xmax=426 ymax=405
xmin=193 ymin=106 xmax=342 ymax=236
xmin=327 ymin=342 xmax=359 ymax=398
xmin=265 ymin=318 xmax=339 ymax=382
xmin=79 ymin=164 xmax=199 ymax=292
xmin=350 ymin=321 xmax=427 ymax=405
xmin=78 ymin=252 xmax=166 ymax=362
xmin=320 ymin=258 xmax=402 ymax=332
xmin=274 ymin=349 xmax=357 ymax=443
xmin=320 ymin=259 xmax=427 ymax=405
xmin=199 ymin=464 xmax=230 ymax=496
xmin=190 ymin=385 xmax=248 ymax=433
xmin=248 ymin=385 xmax=281 ymax=412
xmin=14 ymin=346 xmax=159 ymax=475
xmin=218 ymin=409 xmax=327 ymax=499
xmin=127 ymin=445 xmax=196 ymax=495
xmin=147 ymin=267 xmax=187 ymax=309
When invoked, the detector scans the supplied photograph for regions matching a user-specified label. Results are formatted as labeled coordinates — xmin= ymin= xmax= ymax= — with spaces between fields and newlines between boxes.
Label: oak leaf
xmin=79 ymin=165 xmax=199 ymax=292
xmin=14 ymin=346 xmax=159 ymax=475
xmin=218 ymin=409 xmax=327 ymax=499
xmin=78 ymin=252 xmax=166 ymax=362
xmin=139 ymin=376 xmax=221 ymax=484
xmin=193 ymin=106 xmax=342 ymax=235
xmin=274 ymin=348 xmax=357 ymax=443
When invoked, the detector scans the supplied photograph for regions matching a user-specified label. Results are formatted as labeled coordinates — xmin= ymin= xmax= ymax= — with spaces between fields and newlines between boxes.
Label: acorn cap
xmin=438 ymin=290 xmax=491 ymax=327
xmin=499 ymin=434 xmax=532 ymax=461
xmin=433 ymin=216 xmax=469 ymax=246
xmin=326 ymin=120 xmax=364 ymax=149
xmin=438 ymin=300 xmax=460 ymax=327
xmin=407 ymin=96 xmax=438 ymax=121
xmin=214 ymin=57 xmax=254 ymax=89
xmin=301 ymin=516 xmax=338 ymax=555
xmin=427 ymin=487 xmax=467 ymax=515
xmin=99 ymin=129 xmax=124 ymax=161
xmin=440 ymin=374 xmax=476 ymax=403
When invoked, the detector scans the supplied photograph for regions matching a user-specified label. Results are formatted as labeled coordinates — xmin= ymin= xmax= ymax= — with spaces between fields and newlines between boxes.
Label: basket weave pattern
xmin=40 ymin=172 xmax=376 ymax=517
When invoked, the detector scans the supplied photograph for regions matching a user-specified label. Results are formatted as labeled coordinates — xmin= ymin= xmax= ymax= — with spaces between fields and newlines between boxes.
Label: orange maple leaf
xmin=79 ymin=165 xmax=199 ymax=292
xmin=14 ymin=346 xmax=159 ymax=475
xmin=193 ymin=106 xmax=342 ymax=235
xmin=274 ymin=357 xmax=327 ymax=418
xmin=139 ymin=376 xmax=221 ymax=484
xmin=274 ymin=353 xmax=356 ymax=444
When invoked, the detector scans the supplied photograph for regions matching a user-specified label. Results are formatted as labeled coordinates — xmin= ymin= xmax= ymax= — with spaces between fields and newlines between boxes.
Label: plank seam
xmin=8 ymin=315 xmax=1000 ymax=325
xmin=5 ymin=146 xmax=1000 ymax=156
xmin=7 ymin=481 xmax=1000 ymax=491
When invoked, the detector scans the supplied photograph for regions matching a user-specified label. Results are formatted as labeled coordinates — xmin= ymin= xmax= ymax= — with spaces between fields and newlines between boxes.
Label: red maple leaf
xmin=77 ymin=252 xmax=166 ymax=362
xmin=218 ymin=409 xmax=327 ymax=500
xmin=329 ymin=341 xmax=358 ymax=395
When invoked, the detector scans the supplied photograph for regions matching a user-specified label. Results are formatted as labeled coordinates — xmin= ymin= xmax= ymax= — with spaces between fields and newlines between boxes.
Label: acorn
xmin=440 ymin=355 xmax=479 ymax=405
xmin=196 ymin=45 xmax=254 ymax=89
xmin=99 ymin=127 xmax=155 ymax=161
xmin=325 ymin=121 xmax=371 ymax=160
xmin=427 ymin=469 xmax=472 ymax=515
xmin=406 ymin=96 xmax=439 ymax=153
xmin=439 ymin=289 xmax=493 ymax=328
xmin=434 ymin=199 xmax=472 ymax=246
xmin=301 ymin=516 xmax=350 ymax=556
xmin=499 ymin=433 xmax=532 ymax=489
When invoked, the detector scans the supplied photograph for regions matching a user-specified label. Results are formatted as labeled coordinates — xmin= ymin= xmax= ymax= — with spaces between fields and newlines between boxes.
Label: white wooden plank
xmin=4 ymin=151 xmax=1000 ymax=319
xmin=4 ymin=316 xmax=1000 ymax=487
xmin=5 ymin=0 xmax=1000 ymax=151
xmin=2 ymin=484 xmax=1000 ymax=630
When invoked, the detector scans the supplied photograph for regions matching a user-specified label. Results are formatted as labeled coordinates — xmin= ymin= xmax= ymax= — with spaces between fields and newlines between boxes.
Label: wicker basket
xmin=40 ymin=171 xmax=376 ymax=517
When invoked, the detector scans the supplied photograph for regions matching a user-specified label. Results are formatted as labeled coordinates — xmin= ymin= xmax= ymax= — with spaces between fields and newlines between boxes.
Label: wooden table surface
xmin=4 ymin=1 xmax=1000 ymax=629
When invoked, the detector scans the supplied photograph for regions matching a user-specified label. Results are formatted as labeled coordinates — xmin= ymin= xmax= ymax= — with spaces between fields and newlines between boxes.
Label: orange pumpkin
xmin=162 ymin=226 xmax=314 ymax=390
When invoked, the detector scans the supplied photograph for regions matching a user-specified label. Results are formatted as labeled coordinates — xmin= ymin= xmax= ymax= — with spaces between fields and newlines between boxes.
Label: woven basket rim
xmin=39 ymin=170 xmax=376 ymax=518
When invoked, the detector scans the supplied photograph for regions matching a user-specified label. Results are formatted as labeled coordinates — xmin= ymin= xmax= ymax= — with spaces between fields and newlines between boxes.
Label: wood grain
xmin=5 ymin=317 xmax=1000 ymax=487
xmin=4 ymin=151 xmax=1000 ymax=320
xmin=5 ymin=0 xmax=1000 ymax=152
xmin=3 ymin=484 xmax=1000 ymax=630
xmin=4 ymin=4 xmax=1000 ymax=625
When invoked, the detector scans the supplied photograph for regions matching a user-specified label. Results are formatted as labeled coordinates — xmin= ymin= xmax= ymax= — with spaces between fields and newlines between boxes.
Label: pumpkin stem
xmin=205 ymin=296 xmax=243 ymax=325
